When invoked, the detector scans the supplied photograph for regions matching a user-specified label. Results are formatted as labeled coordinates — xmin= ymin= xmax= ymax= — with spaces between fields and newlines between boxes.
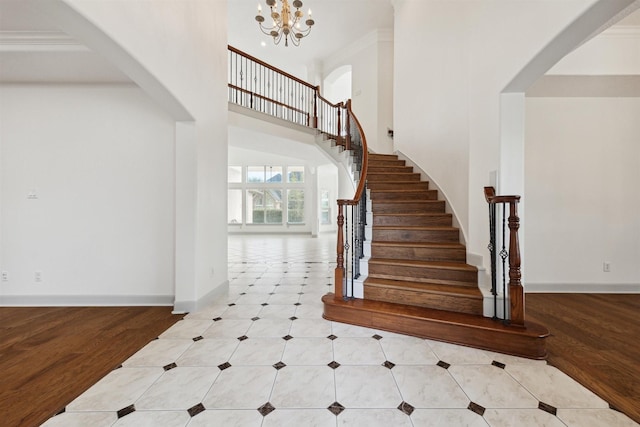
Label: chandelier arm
xmin=256 ymin=0 xmax=314 ymax=47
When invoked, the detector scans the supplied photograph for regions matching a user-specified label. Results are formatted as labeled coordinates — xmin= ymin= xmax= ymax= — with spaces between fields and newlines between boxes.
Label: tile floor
xmin=43 ymin=235 xmax=638 ymax=427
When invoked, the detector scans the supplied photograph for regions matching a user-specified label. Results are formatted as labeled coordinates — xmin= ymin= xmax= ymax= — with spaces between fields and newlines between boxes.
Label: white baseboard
xmin=173 ymin=280 xmax=230 ymax=313
xmin=0 ymin=294 xmax=174 ymax=307
xmin=525 ymin=283 xmax=640 ymax=293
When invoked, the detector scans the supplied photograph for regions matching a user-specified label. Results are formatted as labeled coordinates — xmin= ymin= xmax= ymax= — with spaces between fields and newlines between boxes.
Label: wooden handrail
xmin=347 ymin=100 xmax=368 ymax=202
xmin=484 ymin=186 xmax=524 ymax=327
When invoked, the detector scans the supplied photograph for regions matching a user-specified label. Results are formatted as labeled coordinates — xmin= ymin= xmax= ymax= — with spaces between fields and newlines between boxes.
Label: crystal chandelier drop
xmin=255 ymin=0 xmax=315 ymax=47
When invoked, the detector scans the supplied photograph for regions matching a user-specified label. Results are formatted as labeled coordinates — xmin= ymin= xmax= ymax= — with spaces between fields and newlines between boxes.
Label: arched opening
xmin=322 ymin=65 xmax=352 ymax=104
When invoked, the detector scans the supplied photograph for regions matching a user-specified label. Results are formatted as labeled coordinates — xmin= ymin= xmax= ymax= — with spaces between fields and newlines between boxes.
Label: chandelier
xmin=255 ymin=0 xmax=315 ymax=47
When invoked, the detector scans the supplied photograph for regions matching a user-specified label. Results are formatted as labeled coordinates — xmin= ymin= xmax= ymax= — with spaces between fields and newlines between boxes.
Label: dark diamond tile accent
xmin=289 ymin=316 xmax=298 ymax=321
xmin=188 ymin=403 xmax=206 ymax=417
xmin=328 ymin=361 xmax=341 ymax=369
xmin=609 ymin=403 xmax=623 ymax=413
xmin=258 ymin=402 xmax=276 ymax=416
xmin=218 ymin=362 xmax=232 ymax=371
xmin=213 ymin=317 xmax=222 ymax=322
xmin=163 ymin=362 xmax=177 ymax=371
xmin=240 ymin=292 xmax=247 ymax=295
xmin=237 ymin=335 xmax=248 ymax=341
xmin=114 ymin=364 xmax=123 ymax=370
xmin=538 ymin=401 xmax=557 ymax=416
xmin=249 ymin=284 xmax=254 ymax=287
xmin=294 ymin=302 xmax=302 ymax=306
xmin=298 ymin=292 xmax=304 ymax=295
xmin=383 ymin=360 xmax=396 ymax=369
xmin=492 ymin=360 xmax=506 ymax=369
xmin=192 ymin=336 xmax=204 ymax=342
xmin=153 ymin=337 xmax=159 ymax=340
xmin=397 ymin=401 xmax=415 ymax=416
xmin=274 ymin=284 xmax=280 ymax=287
xmin=269 ymin=292 xmax=275 ymax=295
xmin=437 ymin=360 xmax=451 ymax=369
xmin=327 ymin=401 xmax=345 ymax=416
xmin=261 ymin=303 xmax=269 ymax=306
xmin=251 ymin=317 xmax=260 ymax=321
xmin=467 ymin=401 xmax=486 ymax=416
xmin=327 ymin=334 xmax=337 ymax=340
xmin=55 ymin=407 xmax=66 ymax=416
xmin=273 ymin=361 xmax=287 ymax=370
xmin=117 ymin=404 xmax=136 ymax=419
xmin=228 ymin=303 xmax=236 ymax=306
xmin=372 ymin=334 xmax=383 ymax=340
xmin=282 ymin=335 xmax=293 ymax=341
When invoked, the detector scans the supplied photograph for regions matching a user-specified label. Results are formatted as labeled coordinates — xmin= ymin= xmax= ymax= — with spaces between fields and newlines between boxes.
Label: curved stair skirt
xmin=314 ymin=133 xmax=360 ymax=184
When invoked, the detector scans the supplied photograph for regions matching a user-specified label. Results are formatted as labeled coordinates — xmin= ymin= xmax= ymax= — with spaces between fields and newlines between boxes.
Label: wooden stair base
xmin=322 ymin=293 xmax=549 ymax=359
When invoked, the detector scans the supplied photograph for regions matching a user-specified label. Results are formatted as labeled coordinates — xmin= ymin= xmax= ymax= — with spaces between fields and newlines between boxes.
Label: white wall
xmin=317 ymin=164 xmax=339 ymax=234
xmin=525 ymin=97 xmax=640 ymax=291
xmin=393 ymin=0 xmax=601 ymax=269
xmin=0 ymin=84 xmax=175 ymax=304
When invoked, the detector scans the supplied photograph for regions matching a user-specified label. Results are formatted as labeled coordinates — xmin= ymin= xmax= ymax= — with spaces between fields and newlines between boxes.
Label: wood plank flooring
xmin=526 ymin=294 xmax=640 ymax=424
xmin=0 ymin=307 xmax=182 ymax=427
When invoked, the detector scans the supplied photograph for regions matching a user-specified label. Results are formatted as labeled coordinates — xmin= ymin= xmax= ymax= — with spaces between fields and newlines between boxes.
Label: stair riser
xmin=373 ymin=228 xmax=459 ymax=243
xmin=370 ymin=190 xmax=438 ymax=201
xmin=367 ymin=166 xmax=414 ymax=174
xmin=367 ymin=173 xmax=421 ymax=182
xmin=364 ymin=286 xmax=483 ymax=315
xmin=368 ymin=160 xmax=406 ymax=168
xmin=373 ymin=215 xmax=452 ymax=227
xmin=372 ymin=201 xmax=446 ymax=213
xmin=367 ymin=181 xmax=429 ymax=190
xmin=371 ymin=245 xmax=465 ymax=262
xmin=368 ymin=264 xmax=477 ymax=285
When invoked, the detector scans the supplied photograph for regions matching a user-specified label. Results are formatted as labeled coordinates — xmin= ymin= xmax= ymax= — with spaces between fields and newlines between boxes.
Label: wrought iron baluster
xmin=500 ymin=203 xmax=509 ymax=324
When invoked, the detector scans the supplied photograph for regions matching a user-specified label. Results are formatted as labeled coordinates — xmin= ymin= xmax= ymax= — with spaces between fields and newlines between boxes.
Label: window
xmin=246 ymin=189 xmax=283 ymax=224
xmin=228 ymin=189 xmax=242 ymax=224
xmin=247 ymin=166 xmax=283 ymax=183
xmin=287 ymin=189 xmax=305 ymax=224
xmin=320 ymin=190 xmax=331 ymax=225
xmin=287 ymin=166 xmax=304 ymax=183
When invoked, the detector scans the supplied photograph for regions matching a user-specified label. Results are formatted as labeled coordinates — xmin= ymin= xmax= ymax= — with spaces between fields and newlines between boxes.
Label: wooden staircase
xmin=323 ymin=153 xmax=549 ymax=359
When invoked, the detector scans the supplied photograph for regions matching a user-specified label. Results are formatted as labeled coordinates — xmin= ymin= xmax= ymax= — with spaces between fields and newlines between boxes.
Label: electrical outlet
xmin=35 ymin=271 xmax=42 ymax=282
xmin=1 ymin=271 xmax=8 ymax=282
xmin=603 ymin=262 xmax=611 ymax=273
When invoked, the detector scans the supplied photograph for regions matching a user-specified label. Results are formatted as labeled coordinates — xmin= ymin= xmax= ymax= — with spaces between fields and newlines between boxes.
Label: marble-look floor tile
xmin=338 ymin=409 xmax=412 ymax=426
xmin=222 ymin=304 xmax=264 ymax=319
xmin=268 ymin=294 xmax=301 ymax=304
xmin=556 ymin=408 xmax=639 ymax=427
xmin=289 ymin=318 xmax=332 ymax=337
xmin=235 ymin=294 xmax=270 ymax=304
xmin=229 ymin=337 xmax=286 ymax=365
xmin=123 ymin=339 xmax=193 ymax=367
xmin=67 ymin=367 xmax=163 ymax=411
xmin=294 ymin=304 xmax=324 ymax=319
xmin=259 ymin=304 xmax=298 ymax=318
xmin=263 ymin=409 xmax=337 ymax=427
xmin=41 ymin=412 xmax=117 ymax=427
xmin=483 ymin=409 xmax=566 ymax=427
xmin=333 ymin=337 xmax=386 ymax=365
xmin=505 ymin=364 xmax=609 ymax=408
xmin=175 ymin=338 xmax=239 ymax=367
xmin=135 ymin=367 xmax=219 ymax=410
xmin=246 ymin=318 xmax=293 ymax=337
xmin=335 ymin=365 xmax=402 ymax=408
xmin=187 ymin=410 xmax=264 ymax=427
xmin=112 ymin=410 xmax=190 ymax=427
xmin=159 ymin=319 xmax=214 ymax=339
xmin=184 ymin=305 xmax=228 ymax=320
xmin=392 ymin=365 xmax=469 ymax=408
xmin=282 ymin=338 xmax=333 ymax=365
xmin=331 ymin=322 xmax=379 ymax=337
xmin=202 ymin=319 xmax=252 ymax=338
xmin=486 ymin=351 xmax=548 ymax=367
xmin=448 ymin=365 xmax=539 ymax=409
xmin=411 ymin=409 xmax=489 ymax=427
xmin=380 ymin=337 xmax=438 ymax=365
xmin=203 ymin=366 xmax=277 ymax=409
xmin=270 ymin=365 xmax=336 ymax=408
xmin=427 ymin=340 xmax=495 ymax=365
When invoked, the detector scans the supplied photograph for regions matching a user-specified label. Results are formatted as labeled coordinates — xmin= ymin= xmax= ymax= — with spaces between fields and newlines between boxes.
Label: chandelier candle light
xmin=255 ymin=0 xmax=315 ymax=47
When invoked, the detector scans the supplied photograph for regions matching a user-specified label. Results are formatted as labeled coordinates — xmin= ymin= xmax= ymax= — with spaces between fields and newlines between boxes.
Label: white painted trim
xmin=173 ymin=280 xmax=229 ymax=313
xmin=600 ymin=26 xmax=640 ymax=37
xmin=525 ymin=283 xmax=640 ymax=293
xmin=0 ymin=295 xmax=174 ymax=307
xmin=0 ymin=30 xmax=88 ymax=52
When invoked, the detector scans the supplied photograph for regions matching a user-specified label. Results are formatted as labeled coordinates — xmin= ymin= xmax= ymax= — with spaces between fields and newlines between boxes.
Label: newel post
xmin=334 ymin=201 xmax=345 ymax=298
xmin=312 ymin=87 xmax=319 ymax=128
xmin=508 ymin=199 xmax=525 ymax=327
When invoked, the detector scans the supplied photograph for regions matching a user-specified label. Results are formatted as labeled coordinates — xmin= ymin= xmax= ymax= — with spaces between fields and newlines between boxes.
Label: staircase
xmin=365 ymin=153 xmax=484 ymax=316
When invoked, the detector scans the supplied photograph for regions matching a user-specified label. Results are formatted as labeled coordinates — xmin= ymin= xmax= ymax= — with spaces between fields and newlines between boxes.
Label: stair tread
xmin=371 ymin=241 xmax=464 ymax=248
xmin=372 ymin=199 xmax=442 ymax=204
xmin=370 ymin=189 xmax=434 ymax=193
xmin=374 ymin=212 xmax=449 ymax=217
xmin=369 ymin=258 xmax=477 ymax=271
xmin=374 ymin=225 xmax=458 ymax=231
xmin=365 ymin=278 xmax=482 ymax=298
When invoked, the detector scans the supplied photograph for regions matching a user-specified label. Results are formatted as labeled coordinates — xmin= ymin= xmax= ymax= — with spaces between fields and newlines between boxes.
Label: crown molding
xmin=600 ymin=25 xmax=640 ymax=37
xmin=0 ymin=30 xmax=88 ymax=52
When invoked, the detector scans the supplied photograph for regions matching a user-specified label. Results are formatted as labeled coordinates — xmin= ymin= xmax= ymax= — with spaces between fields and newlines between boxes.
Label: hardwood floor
xmin=526 ymin=293 xmax=640 ymax=424
xmin=0 ymin=307 xmax=182 ymax=427
xmin=1 ymin=296 xmax=638 ymax=426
